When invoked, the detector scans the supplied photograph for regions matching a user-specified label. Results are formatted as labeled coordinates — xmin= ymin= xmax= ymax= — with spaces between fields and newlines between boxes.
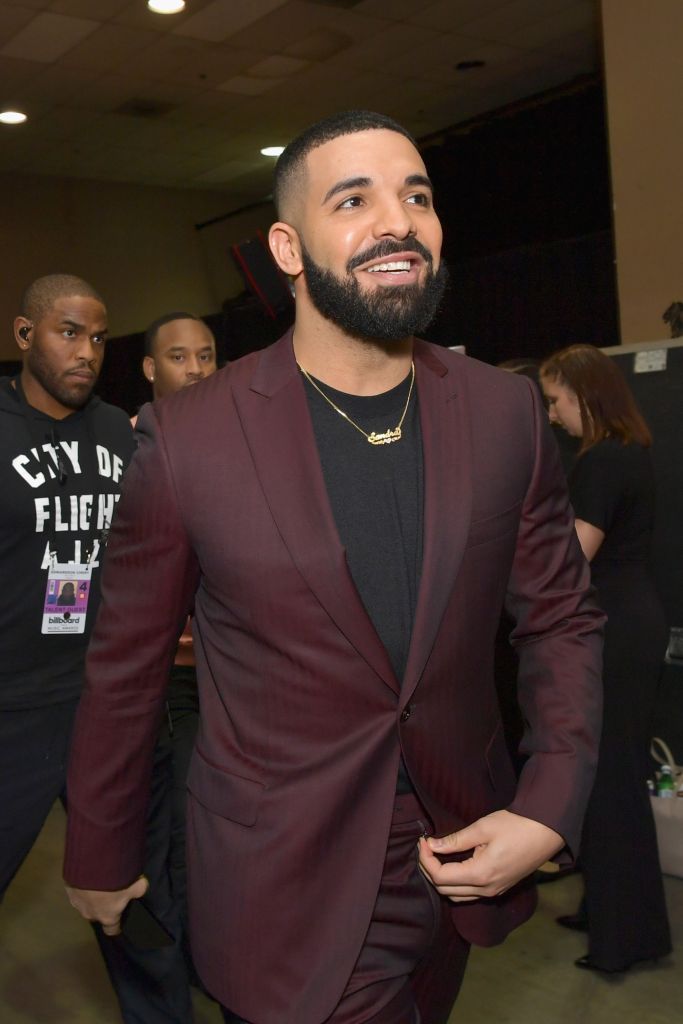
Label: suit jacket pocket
xmin=466 ymin=501 xmax=522 ymax=549
xmin=187 ymin=748 xmax=265 ymax=827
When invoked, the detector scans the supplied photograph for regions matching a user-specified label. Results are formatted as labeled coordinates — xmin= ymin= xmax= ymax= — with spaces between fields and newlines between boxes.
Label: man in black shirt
xmin=0 ymin=274 xmax=135 ymax=902
xmin=98 ymin=313 xmax=218 ymax=1024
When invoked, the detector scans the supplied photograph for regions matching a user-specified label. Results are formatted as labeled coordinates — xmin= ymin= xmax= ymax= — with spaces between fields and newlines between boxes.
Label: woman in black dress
xmin=540 ymin=344 xmax=671 ymax=973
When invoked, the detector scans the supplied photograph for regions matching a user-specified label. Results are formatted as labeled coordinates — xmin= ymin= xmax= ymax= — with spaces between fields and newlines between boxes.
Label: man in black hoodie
xmin=0 ymin=274 xmax=135 ymax=904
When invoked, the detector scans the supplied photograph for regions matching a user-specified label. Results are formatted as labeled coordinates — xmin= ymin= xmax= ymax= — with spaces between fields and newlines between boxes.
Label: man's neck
xmin=17 ymin=369 xmax=76 ymax=420
xmin=292 ymin=309 xmax=413 ymax=397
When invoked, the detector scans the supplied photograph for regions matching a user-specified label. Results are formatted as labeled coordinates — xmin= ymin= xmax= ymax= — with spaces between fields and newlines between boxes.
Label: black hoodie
xmin=0 ymin=377 xmax=135 ymax=708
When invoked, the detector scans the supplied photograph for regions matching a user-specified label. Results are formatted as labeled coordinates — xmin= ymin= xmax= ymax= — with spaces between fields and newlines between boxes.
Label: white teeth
xmin=367 ymin=260 xmax=411 ymax=272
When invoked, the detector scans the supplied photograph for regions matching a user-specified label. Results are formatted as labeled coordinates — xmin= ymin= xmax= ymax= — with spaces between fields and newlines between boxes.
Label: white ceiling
xmin=0 ymin=0 xmax=600 ymax=202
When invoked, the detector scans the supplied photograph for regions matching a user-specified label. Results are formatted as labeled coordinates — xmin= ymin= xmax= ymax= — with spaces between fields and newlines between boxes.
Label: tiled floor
xmin=1 ymin=805 xmax=681 ymax=1023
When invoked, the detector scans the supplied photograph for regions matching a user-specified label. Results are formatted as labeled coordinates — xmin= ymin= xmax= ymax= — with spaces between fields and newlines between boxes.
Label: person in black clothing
xmin=96 ymin=313 xmax=218 ymax=1024
xmin=0 ymin=274 xmax=135 ymax=901
xmin=541 ymin=343 xmax=671 ymax=973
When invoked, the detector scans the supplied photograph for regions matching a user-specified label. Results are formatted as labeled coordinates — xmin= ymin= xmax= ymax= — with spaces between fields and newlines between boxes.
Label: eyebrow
xmin=405 ymin=173 xmax=434 ymax=192
xmin=322 ymin=176 xmax=371 ymax=205
xmin=165 ymin=345 xmax=214 ymax=354
xmin=59 ymin=318 xmax=107 ymax=336
xmin=322 ymin=173 xmax=434 ymax=206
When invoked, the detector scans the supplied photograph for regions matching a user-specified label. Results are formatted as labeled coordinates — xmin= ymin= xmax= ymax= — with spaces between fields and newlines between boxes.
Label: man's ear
xmin=14 ymin=317 xmax=32 ymax=350
xmin=142 ymin=355 xmax=155 ymax=384
xmin=269 ymin=222 xmax=303 ymax=277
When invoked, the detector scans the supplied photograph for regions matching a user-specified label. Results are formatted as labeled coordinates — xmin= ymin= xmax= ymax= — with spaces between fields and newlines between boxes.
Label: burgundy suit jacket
xmin=64 ymin=334 xmax=603 ymax=1024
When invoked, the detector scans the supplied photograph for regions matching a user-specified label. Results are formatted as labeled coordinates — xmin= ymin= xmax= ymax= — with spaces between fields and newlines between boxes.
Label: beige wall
xmin=601 ymin=0 xmax=683 ymax=344
xmin=0 ymin=172 xmax=275 ymax=360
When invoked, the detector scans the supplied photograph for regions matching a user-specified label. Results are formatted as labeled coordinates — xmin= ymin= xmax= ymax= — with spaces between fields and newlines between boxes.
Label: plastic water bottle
xmin=657 ymin=765 xmax=675 ymax=798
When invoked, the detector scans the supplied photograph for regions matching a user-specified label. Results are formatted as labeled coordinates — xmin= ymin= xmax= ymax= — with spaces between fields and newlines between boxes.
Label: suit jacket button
xmin=400 ymin=705 xmax=413 ymax=723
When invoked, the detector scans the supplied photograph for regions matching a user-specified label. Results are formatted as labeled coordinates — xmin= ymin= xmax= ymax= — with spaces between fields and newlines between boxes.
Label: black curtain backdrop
xmin=424 ymin=229 xmax=618 ymax=362
xmin=420 ymin=78 xmax=617 ymax=362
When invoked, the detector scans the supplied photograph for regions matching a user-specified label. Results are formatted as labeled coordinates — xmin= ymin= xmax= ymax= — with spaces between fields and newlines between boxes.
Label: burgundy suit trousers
xmin=221 ymin=792 xmax=469 ymax=1024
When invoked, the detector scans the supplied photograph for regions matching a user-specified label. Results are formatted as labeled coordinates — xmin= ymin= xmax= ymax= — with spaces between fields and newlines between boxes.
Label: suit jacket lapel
xmin=233 ymin=332 xmax=400 ymax=695
xmin=402 ymin=342 xmax=473 ymax=704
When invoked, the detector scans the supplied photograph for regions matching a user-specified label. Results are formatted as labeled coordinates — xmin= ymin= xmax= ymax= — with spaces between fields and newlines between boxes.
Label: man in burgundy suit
xmin=64 ymin=111 xmax=603 ymax=1024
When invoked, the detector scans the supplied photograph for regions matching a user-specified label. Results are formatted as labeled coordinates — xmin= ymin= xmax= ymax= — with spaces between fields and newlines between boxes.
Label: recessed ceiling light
xmin=261 ymin=146 xmax=285 ymax=157
xmin=0 ymin=110 xmax=27 ymax=125
xmin=147 ymin=0 xmax=186 ymax=14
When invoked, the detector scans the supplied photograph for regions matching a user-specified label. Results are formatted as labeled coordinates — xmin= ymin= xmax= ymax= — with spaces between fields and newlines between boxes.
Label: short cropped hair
xmin=273 ymin=110 xmax=417 ymax=219
xmin=20 ymin=274 xmax=103 ymax=324
xmin=144 ymin=312 xmax=205 ymax=357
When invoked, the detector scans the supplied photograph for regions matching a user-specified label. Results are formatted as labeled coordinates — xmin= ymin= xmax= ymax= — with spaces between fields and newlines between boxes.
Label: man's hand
xmin=418 ymin=810 xmax=564 ymax=903
xmin=65 ymin=875 xmax=149 ymax=936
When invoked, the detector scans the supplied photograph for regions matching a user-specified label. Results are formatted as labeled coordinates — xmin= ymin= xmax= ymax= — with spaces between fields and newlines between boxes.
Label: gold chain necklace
xmin=298 ymin=362 xmax=415 ymax=445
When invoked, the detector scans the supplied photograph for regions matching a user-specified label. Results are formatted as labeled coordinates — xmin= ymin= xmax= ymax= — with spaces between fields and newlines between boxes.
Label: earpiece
xmin=19 ymin=326 xmax=30 ymax=340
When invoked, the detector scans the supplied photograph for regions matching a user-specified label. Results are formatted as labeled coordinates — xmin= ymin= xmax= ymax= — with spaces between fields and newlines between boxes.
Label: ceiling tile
xmin=0 ymin=135 xmax=52 ymax=173
xmin=460 ymin=0 xmax=578 ymax=40
xmin=398 ymin=34 xmax=522 ymax=87
xmin=541 ymin=25 xmax=598 ymax=65
xmin=355 ymin=0 xmax=417 ymax=17
xmin=0 ymin=53 xmax=42 ymax=92
xmin=2 ymin=0 xmax=51 ymax=10
xmin=130 ymin=34 xmax=207 ymax=79
xmin=0 ymin=6 xmax=39 ymax=48
xmin=226 ymin=1 xmax=330 ymax=52
xmin=1 ymin=11 xmax=99 ymax=62
xmin=18 ymin=63 xmax=99 ymax=107
xmin=31 ymin=104 xmax=99 ymax=138
xmin=408 ymin=0 xmax=512 ymax=33
xmin=177 ymin=90 xmax=248 ymax=119
xmin=248 ymin=55 xmax=309 ymax=77
xmin=283 ymin=29 xmax=350 ymax=61
xmin=48 ymin=0 xmax=129 ymax=17
xmin=59 ymin=72 xmax=142 ymax=112
xmin=173 ymin=0 xmax=288 ymax=43
xmin=508 ymin=2 xmax=596 ymax=50
xmin=324 ymin=21 xmax=439 ymax=71
xmin=218 ymin=75 xmax=283 ymax=96
xmin=59 ymin=23 xmax=158 ymax=71
xmin=171 ymin=44 xmax=267 ymax=86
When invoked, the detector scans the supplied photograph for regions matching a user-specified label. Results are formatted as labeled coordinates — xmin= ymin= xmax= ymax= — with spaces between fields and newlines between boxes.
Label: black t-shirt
xmin=568 ymin=438 xmax=656 ymax=572
xmin=302 ymin=368 xmax=423 ymax=681
xmin=303 ymin=368 xmax=423 ymax=794
xmin=0 ymin=378 xmax=135 ymax=709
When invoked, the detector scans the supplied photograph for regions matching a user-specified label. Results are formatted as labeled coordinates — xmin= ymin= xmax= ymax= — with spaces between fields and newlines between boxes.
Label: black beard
xmin=301 ymin=240 xmax=448 ymax=342
xmin=26 ymin=348 xmax=94 ymax=411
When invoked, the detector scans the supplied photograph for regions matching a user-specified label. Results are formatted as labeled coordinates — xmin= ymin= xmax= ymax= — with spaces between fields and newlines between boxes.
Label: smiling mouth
xmin=357 ymin=252 xmax=426 ymax=282
xmin=367 ymin=260 xmax=412 ymax=274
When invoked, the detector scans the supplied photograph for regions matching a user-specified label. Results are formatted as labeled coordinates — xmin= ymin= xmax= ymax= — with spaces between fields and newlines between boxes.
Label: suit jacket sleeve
xmin=504 ymin=380 xmax=603 ymax=856
xmin=64 ymin=403 xmax=200 ymax=889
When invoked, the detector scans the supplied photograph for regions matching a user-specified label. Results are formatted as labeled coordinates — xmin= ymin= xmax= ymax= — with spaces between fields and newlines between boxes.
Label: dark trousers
xmin=0 ymin=690 xmax=200 ymax=1024
xmin=0 ymin=699 xmax=78 ymax=899
xmin=96 ymin=668 xmax=200 ymax=1024
xmin=221 ymin=793 xmax=469 ymax=1024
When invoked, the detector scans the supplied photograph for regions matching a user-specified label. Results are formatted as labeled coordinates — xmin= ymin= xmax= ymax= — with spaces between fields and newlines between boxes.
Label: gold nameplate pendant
xmin=368 ymin=427 xmax=402 ymax=445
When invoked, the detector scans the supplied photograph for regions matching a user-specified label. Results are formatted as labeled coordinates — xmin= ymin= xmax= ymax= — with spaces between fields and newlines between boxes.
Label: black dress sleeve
xmin=569 ymin=442 xmax=624 ymax=534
